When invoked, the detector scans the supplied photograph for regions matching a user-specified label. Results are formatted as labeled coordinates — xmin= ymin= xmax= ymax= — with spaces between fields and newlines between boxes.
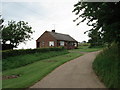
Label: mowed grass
xmin=3 ymin=52 xmax=82 ymax=88
xmin=2 ymin=50 xmax=68 ymax=71
xmin=69 ymin=45 xmax=103 ymax=52
xmin=93 ymin=44 xmax=120 ymax=88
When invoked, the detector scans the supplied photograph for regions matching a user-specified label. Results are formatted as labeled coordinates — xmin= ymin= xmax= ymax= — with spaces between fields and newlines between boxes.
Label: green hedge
xmin=2 ymin=47 xmax=65 ymax=59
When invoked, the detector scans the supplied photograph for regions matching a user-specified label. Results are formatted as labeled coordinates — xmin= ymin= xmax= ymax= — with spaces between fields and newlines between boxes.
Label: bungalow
xmin=36 ymin=30 xmax=78 ymax=49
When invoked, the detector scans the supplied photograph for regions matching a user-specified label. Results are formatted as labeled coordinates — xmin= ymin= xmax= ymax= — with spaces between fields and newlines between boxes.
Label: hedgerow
xmin=2 ymin=47 xmax=65 ymax=59
xmin=2 ymin=47 xmax=68 ymax=71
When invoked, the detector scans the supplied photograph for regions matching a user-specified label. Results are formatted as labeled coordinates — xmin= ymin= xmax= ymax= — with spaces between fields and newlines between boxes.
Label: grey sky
xmin=2 ymin=0 xmax=92 ymax=49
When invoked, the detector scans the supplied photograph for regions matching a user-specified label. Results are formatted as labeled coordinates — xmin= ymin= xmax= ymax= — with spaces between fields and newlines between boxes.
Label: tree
xmin=0 ymin=16 xmax=4 ymax=40
xmin=0 ymin=16 xmax=4 ymax=50
xmin=73 ymin=1 xmax=120 ymax=46
xmin=0 ymin=16 xmax=4 ymax=31
xmin=88 ymin=30 xmax=103 ymax=47
xmin=1 ymin=20 xmax=34 ymax=48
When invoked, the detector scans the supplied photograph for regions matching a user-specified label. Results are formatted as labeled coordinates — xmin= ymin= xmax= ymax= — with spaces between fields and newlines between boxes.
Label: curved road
xmin=30 ymin=51 xmax=105 ymax=88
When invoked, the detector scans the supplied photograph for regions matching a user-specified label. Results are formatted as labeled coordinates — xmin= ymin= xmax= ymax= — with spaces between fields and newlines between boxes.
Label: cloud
xmin=2 ymin=2 xmax=46 ymax=20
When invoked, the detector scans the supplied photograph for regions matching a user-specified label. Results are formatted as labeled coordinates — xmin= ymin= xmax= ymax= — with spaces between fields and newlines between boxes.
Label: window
xmin=42 ymin=41 xmax=45 ymax=45
xmin=74 ymin=43 xmax=77 ymax=46
xmin=49 ymin=41 xmax=54 ymax=46
xmin=60 ymin=41 xmax=64 ymax=46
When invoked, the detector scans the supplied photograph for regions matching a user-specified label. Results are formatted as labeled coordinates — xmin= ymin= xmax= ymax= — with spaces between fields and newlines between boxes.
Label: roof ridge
xmin=48 ymin=31 xmax=77 ymax=42
xmin=48 ymin=31 xmax=69 ymax=36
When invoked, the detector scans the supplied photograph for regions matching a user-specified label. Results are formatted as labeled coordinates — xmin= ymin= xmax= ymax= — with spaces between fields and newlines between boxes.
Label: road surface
xmin=30 ymin=51 xmax=105 ymax=88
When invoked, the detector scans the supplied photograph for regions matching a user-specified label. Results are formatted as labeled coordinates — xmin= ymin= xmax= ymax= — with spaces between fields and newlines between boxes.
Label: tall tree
xmin=1 ymin=20 xmax=34 ymax=48
xmin=73 ymin=2 xmax=120 ymax=46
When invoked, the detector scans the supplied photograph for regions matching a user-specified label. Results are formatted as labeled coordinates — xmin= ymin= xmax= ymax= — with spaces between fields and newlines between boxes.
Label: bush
xmin=2 ymin=47 xmax=65 ymax=59
xmin=93 ymin=43 xmax=120 ymax=88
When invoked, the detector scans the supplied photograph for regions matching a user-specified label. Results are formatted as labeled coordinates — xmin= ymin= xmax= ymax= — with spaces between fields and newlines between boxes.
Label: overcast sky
xmin=2 ymin=0 xmax=92 ymax=49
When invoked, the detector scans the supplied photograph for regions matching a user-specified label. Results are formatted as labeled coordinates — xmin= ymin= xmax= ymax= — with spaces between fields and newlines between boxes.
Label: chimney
xmin=52 ymin=30 xmax=55 ymax=32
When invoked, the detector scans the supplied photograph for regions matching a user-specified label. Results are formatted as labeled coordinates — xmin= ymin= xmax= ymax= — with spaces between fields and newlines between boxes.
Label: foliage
xmin=93 ymin=43 xmax=120 ymax=88
xmin=88 ymin=30 xmax=103 ymax=47
xmin=0 ymin=16 xmax=4 ymax=42
xmin=2 ymin=50 xmax=68 ymax=71
xmin=3 ymin=52 xmax=82 ymax=88
xmin=1 ymin=20 xmax=34 ymax=48
xmin=73 ymin=2 xmax=120 ymax=45
xmin=0 ymin=16 xmax=4 ymax=30
xmin=2 ymin=47 xmax=65 ymax=59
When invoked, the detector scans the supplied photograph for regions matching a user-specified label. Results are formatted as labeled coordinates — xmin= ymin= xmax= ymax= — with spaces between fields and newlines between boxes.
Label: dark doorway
xmin=37 ymin=42 xmax=40 ymax=48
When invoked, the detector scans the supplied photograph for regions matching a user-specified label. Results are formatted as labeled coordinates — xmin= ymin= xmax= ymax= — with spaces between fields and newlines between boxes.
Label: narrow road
xmin=30 ymin=51 xmax=105 ymax=88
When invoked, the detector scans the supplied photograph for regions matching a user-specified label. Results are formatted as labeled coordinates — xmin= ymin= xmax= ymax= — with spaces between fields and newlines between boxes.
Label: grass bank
xmin=3 ymin=52 xmax=82 ymax=88
xmin=3 ymin=50 xmax=68 ymax=71
xmin=93 ymin=44 xmax=120 ymax=88
xmin=69 ymin=45 xmax=102 ymax=52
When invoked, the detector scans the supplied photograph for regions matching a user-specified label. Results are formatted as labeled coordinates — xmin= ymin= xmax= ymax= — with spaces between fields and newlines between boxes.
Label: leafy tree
xmin=73 ymin=2 xmax=120 ymax=46
xmin=1 ymin=20 xmax=34 ymax=48
xmin=88 ymin=30 xmax=103 ymax=47
xmin=0 ymin=16 xmax=4 ymax=45
xmin=0 ymin=16 xmax=4 ymax=30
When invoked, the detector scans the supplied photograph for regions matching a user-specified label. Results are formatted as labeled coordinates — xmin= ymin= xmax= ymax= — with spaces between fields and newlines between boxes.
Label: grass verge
xmin=2 ymin=50 xmax=68 ymax=71
xmin=69 ymin=45 xmax=103 ymax=52
xmin=3 ymin=52 xmax=82 ymax=88
xmin=93 ymin=44 xmax=120 ymax=88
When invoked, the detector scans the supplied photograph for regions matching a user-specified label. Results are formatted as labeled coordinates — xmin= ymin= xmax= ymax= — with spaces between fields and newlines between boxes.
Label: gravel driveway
xmin=30 ymin=51 xmax=105 ymax=88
